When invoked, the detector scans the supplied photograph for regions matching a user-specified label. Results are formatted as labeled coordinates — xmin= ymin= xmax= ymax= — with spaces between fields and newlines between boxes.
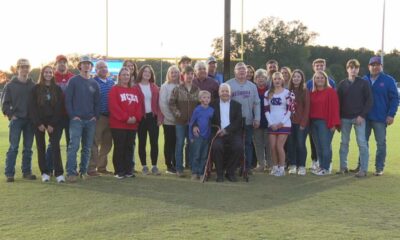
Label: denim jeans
xmin=175 ymin=124 xmax=189 ymax=172
xmin=366 ymin=120 xmax=387 ymax=171
xmin=311 ymin=119 xmax=334 ymax=171
xmin=244 ymin=125 xmax=254 ymax=170
xmin=339 ymin=118 xmax=369 ymax=172
xmin=66 ymin=119 xmax=96 ymax=176
xmin=190 ymin=137 xmax=209 ymax=175
xmin=287 ymin=124 xmax=308 ymax=167
xmin=45 ymin=115 xmax=70 ymax=172
xmin=5 ymin=118 xmax=34 ymax=177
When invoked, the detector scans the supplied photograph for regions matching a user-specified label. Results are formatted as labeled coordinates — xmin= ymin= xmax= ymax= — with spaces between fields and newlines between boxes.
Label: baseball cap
xmin=55 ymin=55 xmax=68 ymax=63
xmin=16 ymin=58 xmax=30 ymax=67
xmin=78 ymin=55 xmax=93 ymax=68
xmin=368 ymin=56 xmax=382 ymax=65
xmin=206 ymin=56 xmax=217 ymax=64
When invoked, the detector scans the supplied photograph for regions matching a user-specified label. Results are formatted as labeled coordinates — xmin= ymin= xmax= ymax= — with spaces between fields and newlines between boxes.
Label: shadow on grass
xmin=56 ymin=172 xmax=360 ymax=213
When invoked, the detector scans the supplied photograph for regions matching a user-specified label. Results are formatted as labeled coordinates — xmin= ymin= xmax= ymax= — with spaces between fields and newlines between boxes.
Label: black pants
xmin=35 ymin=125 xmax=63 ymax=176
xmin=163 ymin=124 xmax=176 ymax=169
xmin=309 ymin=133 xmax=317 ymax=161
xmin=111 ymin=128 xmax=136 ymax=175
xmin=211 ymin=134 xmax=243 ymax=177
xmin=138 ymin=114 xmax=159 ymax=166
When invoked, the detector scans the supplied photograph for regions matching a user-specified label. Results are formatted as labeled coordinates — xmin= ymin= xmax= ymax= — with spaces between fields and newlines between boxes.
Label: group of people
xmin=1 ymin=54 xmax=398 ymax=183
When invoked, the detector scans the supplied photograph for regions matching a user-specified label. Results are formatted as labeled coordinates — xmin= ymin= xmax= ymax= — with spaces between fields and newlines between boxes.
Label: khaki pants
xmin=89 ymin=116 xmax=113 ymax=172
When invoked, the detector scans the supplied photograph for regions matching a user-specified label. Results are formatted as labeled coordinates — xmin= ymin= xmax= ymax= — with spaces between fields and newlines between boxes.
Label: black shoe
xmin=216 ymin=176 xmax=224 ymax=182
xmin=23 ymin=174 xmax=37 ymax=180
xmin=166 ymin=167 xmax=177 ymax=174
xmin=125 ymin=173 xmax=136 ymax=178
xmin=225 ymin=174 xmax=238 ymax=182
xmin=6 ymin=176 xmax=14 ymax=182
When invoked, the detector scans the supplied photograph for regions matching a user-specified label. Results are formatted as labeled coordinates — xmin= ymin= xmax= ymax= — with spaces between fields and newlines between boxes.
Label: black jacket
xmin=211 ymin=99 xmax=243 ymax=136
xmin=1 ymin=76 xmax=35 ymax=119
xmin=29 ymin=84 xmax=63 ymax=128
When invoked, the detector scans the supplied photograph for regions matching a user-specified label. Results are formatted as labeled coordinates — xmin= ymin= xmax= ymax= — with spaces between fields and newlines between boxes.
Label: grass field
xmin=0 ymin=115 xmax=400 ymax=240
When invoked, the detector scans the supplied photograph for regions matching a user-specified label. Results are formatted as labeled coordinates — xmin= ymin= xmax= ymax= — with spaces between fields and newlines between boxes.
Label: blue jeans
xmin=46 ymin=115 xmax=70 ymax=172
xmin=366 ymin=120 xmax=386 ymax=171
xmin=311 ymin=119 xmax=334 ymax=171
xmin=175 ymin=124 xmax=189 ymax=172
xmin=5 ymin=118 xmax=34 ymax=177
xmin=339 ymin=118 xmax=369 ymax=172
xmin=190 ymin=137 xmax=209 ymax=175
xmin=66 ymin=119 xmax=96 ymax=176
xmin=287 ymin=124 xmax=308 ymax=167
xmin=244 ymin=125 xmax=254 ymax=170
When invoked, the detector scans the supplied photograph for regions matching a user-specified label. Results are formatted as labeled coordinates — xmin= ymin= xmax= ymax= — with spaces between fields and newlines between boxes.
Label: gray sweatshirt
xmin=1 ymin=76 xmax=35 ymax=119
xmin=159 ymin=82 xmax=178 ymax=125
xmin=226 ymin=78 xmax=260 ymax=125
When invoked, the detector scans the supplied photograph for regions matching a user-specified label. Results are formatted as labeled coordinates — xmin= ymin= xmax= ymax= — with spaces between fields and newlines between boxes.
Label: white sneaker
xmin=329 ymin=162 xmax=333 ymax=174
xmin=288 ymin=165 xmax=297 ymax=175
xmin=270 ymin=166 xmax=278 ymax=175
xmin=56 ymin=175 xmax=65 ymax=183
xmin=315 ymin=169 xmax=330 ymax=176
xmin=311 ymin=161 xmax=319 ymax=171
xmin=41 ymin=174 xmax=50 ymax=182
xmin=297 ymin=167 xmax=306 ymax=176
xmin=274 ymin=167 xmax=285 ymax=177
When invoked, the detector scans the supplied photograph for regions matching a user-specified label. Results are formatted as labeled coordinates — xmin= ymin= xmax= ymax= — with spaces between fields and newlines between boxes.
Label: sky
xmin=0 ymin=0 xmax=399 ymax=71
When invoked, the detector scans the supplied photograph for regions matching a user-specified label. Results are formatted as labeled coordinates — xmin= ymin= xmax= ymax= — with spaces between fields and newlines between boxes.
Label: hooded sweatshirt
xmin=1 ymin=76 xmax=35 ymax=119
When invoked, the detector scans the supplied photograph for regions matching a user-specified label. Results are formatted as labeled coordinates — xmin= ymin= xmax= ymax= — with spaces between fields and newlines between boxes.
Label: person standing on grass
xmin=135 ymin=65 xmax=163 ymax=176
xmin=309 ymin=71 xmax=340 ymax=176
xmin=265 ymin=72 xmax=295 ymax=177
xmin=109 ymin=67 xmax=143 ymax=179
xmin=210 ymin=83 xmax=243 ymax=182
xmin=306 ymin=58 xmax=336 ymax=172
xmin=189 ymin=90 xmax=214 ymax=181
xmin=30 ymin=66 xmax=64 ymax=183
xmin=287 ymin=69 xmax=310 ymax=176
xmin=227 ymin=62 xmax=260 ymax=175
xmin=65 ymin=56 xmax=100 ymax=183
xmin=87 ymin=60 xmax=115 ymax=176
xmin=193 ymin=61 xmax=219 ymax=101
xmin=207 ymin=56 xmax=223 ymax=85
xmin=350 ymin=56 xmax=398 ymax=176
xmin=159 ymin=65 xmax=180 ymax=174
xmin=169 ymin=66 xmax=200 ymax=177
xmin=123 ymin=59 xmax=139 ymax=173
xmin=46 ymin=55 xmax=75 ymax=175
xmin=336 ymin=59 xmax=372 ymax=177
xmin=2 ymin=59 xmax=36 ymax=182
xmin=252 ymin=69 xmax=272 ymax=173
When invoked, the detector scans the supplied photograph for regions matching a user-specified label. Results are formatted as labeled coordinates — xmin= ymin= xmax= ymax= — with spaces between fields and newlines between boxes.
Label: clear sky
xmin=0 ymin=0 xmax=398 ymax=71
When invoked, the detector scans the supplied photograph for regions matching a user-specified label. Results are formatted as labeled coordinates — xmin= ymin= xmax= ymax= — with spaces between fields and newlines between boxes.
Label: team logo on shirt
xmin=270 ymin=97 xmax=282 ymax=105
xmin=231 ymin=90 xmax=251 ymax=98
xmin=120 ymin=93 xmax=139 ymax=104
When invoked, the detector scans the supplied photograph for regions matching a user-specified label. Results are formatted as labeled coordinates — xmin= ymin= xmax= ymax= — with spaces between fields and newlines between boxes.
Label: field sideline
xmin=0 ymin=115 xmax=399 ymax=240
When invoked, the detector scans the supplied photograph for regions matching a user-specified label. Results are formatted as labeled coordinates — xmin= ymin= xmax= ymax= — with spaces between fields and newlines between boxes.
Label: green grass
xmin=1 ymin=115 xmax=400 ymax=240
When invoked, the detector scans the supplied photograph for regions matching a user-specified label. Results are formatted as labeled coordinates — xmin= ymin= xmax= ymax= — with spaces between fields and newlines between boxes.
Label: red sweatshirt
xmin=108 ymin=85 xmax=144 ymax=130
xmin=310 ymin=87 xmax=340 ymax=129
xmin=54 ymin=71 xmax=75 ymax=115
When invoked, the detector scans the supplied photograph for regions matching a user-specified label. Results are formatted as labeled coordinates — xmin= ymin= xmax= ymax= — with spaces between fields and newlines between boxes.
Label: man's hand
xmin=386 ymin=116 xmax=394 ymax=125
xmin=193 ymin=126 xmax=200 ymax=137
xmin=216 ymin=129 xmax=226 ymax=137
xmin=355 ymin=116 xmax=365 ymax=125
xmin=253 ymin=120 xmax=260 ymax=129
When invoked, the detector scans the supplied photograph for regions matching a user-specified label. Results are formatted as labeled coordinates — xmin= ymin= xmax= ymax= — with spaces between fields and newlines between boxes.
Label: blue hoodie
xmin=363 ymin=72 xmax=398 ymax=123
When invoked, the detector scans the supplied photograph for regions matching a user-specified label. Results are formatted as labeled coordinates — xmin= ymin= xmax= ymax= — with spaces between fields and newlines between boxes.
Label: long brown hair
xmin=36 ymin=66 xmax=58 ymax=106
xmin=289 ymin=69 xmax=306 ymax=101
xmin=122 ymin=59 xmax=138 ymax=81
xmin=136 ymin=65 xmax=156 ymax=84
xmin=117 ymin=67 xmax=131 ymax=87
xmin=267 ymin=72 xmax=284 ymax=99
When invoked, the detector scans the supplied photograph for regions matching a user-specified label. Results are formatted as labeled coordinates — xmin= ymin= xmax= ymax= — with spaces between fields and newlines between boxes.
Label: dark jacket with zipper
xmin=1 ymin=76 xmax=35 ymax=119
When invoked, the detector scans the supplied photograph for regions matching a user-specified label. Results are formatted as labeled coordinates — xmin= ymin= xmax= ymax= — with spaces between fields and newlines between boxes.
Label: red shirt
xmin=108 ymin=85 xmax=144 ymax=130
xmin=54 ymin=71 xmax=75 ymax=115
xmin=310 ymin=87 xmax=340 ymax=129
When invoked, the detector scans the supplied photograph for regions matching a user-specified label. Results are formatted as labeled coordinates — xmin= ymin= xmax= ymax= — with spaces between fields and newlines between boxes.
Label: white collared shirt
xmin=220 ymin=100 xmax=230 ymax=129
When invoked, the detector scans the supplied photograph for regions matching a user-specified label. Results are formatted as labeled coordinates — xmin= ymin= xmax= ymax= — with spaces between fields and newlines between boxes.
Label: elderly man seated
xmin=210 ymin=83 xmax=243 ymax=182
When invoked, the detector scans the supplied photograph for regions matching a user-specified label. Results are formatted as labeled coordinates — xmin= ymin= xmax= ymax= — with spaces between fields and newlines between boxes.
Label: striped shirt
xmin=94 ymin=76 xmax=115 ymax=114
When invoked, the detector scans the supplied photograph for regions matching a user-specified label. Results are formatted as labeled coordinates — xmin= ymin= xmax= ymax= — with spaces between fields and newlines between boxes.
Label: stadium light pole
xmin=381 ymin=0 xmax=386 ymax=67
xmin=223 ymin=0 xmax=231 ymax=81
